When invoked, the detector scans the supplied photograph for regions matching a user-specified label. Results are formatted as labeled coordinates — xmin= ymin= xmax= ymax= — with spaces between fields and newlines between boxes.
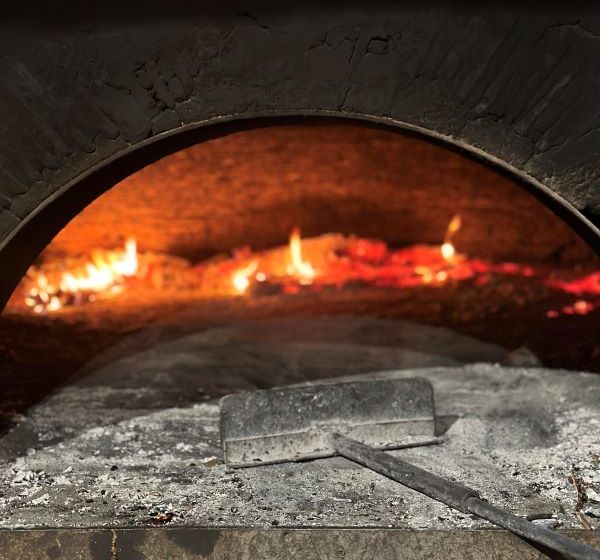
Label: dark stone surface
xmin=1 ymin=527 xmax=600 ymax=560
xmin=0 ymin=7 xmax=600 ymax=305
xmin=0 ymin=317 xmax=507 ymax=461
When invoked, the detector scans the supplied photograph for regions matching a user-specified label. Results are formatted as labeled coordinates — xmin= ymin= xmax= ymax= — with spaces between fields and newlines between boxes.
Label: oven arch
xmin=1 ymin=112 xmax=598 ymax=310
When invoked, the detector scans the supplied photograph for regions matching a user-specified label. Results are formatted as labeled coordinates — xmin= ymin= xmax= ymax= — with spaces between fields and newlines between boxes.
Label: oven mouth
xmin=1 ymin=115 xmax=599 ymax=314
xmin=0 ymin=118 xmax=598 ymax=427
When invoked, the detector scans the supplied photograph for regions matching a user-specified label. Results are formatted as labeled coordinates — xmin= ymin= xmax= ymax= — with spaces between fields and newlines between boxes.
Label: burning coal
xmin=23 ymin=238 xmax=138 ymax=313
xmin=8 ymin=215 xmax=600 ymax=318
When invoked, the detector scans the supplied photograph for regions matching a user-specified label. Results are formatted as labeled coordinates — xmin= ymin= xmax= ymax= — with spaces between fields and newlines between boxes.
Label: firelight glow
xmin=13 ymin=215 xmax=600 ymax=319
xmin=24 ymin=237 xmax=138 ymax=313
xmin=287 ymin=226 xmax=316 ymax=283
xmin=232 ymin=259 xmax=259 ymax=294
xmin=441 ymin=214 xmax=461 ymax=264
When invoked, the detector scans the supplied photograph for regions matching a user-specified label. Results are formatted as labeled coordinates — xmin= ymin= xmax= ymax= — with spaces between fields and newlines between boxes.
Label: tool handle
xmin=332 ymin=434 xmax=600 ymax=560
xmin=466 ymin=497 xmax=600 ymax=560
xmin=332 ymin=433 xmax=479 ymax=513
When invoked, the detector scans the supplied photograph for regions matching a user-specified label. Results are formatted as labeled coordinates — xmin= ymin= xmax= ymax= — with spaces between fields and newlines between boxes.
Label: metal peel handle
xmin=466 ymin=497 xmax=600 ymax=560
xmin=331 ymin=434 xmax=600 ymax=560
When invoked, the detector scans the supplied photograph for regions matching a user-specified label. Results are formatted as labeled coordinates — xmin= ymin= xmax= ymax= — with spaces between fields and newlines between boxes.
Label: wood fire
xmin=22 ymin=238 xmax=138 ymax=314
xmin=6 ymin=215 xmax=600 ymax=319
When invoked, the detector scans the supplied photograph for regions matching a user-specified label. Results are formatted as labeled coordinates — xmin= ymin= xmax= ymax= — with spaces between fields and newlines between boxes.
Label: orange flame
xmin=61 ymin=238 xmax=138 ymax=294
xmin=24 ymin=238 xmax=138 ymax=313
xmin=18 ymin=213 xmax=599 ymax=324
xmin=232 ymin=259 xmax=259 ymax=294
xmin=287 ymin=227 xmax=315 ymax=284
xmin=441 ymin=214 xmax=461 ymax=264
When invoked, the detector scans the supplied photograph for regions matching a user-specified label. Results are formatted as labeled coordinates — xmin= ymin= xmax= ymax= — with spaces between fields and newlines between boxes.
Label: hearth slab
xmin=1 ymin=527 xmax=600 ymax=560
xmin=0 ymin=359 xmax=598 ymax=533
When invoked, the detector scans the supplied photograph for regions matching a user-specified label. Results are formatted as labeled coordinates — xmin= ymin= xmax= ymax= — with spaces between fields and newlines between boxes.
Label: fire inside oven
xmin=2 ymin=122 xmax=599 ymax=415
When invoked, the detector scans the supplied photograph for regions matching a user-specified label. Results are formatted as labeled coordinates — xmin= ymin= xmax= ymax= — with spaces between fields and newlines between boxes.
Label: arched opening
xmin=1 ymin=114 xmax=599 ymax=310
xmin=0 ymin=116 xmax=599 ymax=426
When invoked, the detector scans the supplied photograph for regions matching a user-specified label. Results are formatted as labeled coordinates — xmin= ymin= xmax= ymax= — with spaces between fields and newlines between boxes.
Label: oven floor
xmin=2 ymin=275 xmax=599 ymax=426
xmin=0 ymin=318 xmax=598 ymax=556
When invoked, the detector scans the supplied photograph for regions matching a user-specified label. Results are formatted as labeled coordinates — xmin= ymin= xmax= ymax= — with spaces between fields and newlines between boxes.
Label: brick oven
xmin=0 ymin=4 xmax=599 ymax=559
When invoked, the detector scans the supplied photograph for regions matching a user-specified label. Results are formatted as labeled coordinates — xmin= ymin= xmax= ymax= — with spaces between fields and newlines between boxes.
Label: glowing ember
xmin=440 ymin=243 xmax=455 ymax=262
xmin=547 ymin=299 xmax=596 ymax=318
xmin=11 ymin=215 xmax=600 ymax=320
xmin=441 ymin=214 xmax=461 ymax=264
xmin=232 ymin=259 xmax=259 ymax=294
xmin=23 ymin=238 xmax=138 ymax=313
xmin=547 ymin=271 xmax=600 ymax=296
xmin=543 ymin=271 xmax=600 ymax=318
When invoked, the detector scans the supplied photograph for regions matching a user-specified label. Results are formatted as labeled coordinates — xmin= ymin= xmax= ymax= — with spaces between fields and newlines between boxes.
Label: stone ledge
xmin=1 ymin=527 xmax=599 ymax=560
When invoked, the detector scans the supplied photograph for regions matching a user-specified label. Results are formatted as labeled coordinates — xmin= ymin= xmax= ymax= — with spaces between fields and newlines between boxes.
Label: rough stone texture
xmin=1 ymin=527 xmax=599 ymax=560
xmin=0 ymin=364 xmax=599 ymax=531
xmin=0 ymin=7 xmax=600 ymax=305
xmin=0 ymin=319 xmax=598 ymax=534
